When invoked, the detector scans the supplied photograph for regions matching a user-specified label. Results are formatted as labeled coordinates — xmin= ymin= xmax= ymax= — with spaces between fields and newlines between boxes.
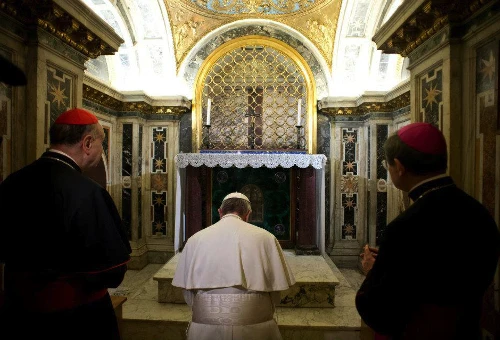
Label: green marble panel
xmin=211 ymin=166 xmax=291 ymax=240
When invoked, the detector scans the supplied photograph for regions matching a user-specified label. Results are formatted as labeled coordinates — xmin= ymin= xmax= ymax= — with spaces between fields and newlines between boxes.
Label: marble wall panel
xmin=138 ymin=125 xmax=143 ymax=239
xmin=122 ymin=123 xmax=133 ymax=240
xmin=47 ymin=65 xmax=73 ymax=126
xmin=179 ymin=112 xmax=192 ymax=153
xmin=317 ymin=113 xmax=331 ymax=249
xmin=420 ymin=67 xmax=443 ymax=128
xmin=340 ymin=128 xmax=359 ymax=240
xmin=375 ymin=124 xmax=388 ymax=246
xmin=0 ymin=48 xmax=13 ymax=182
xmin=103 ymin=126 xmax=110 ymax=169
xmin=150 ymin=126 xmax=168 ymax=236
xmin=475 ymin=40 xmax=498 ymax=218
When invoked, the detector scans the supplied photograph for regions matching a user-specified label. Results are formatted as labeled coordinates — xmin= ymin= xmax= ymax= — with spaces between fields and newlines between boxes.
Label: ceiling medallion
xmin=190 ymin=0 xmax=316 ymax=15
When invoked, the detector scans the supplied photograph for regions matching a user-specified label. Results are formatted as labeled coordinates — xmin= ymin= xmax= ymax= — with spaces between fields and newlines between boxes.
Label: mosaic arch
xmin=192 ymin=35 xmax=317 ymax=153
xmin=181 ymin=25 xmax=330 ymax=99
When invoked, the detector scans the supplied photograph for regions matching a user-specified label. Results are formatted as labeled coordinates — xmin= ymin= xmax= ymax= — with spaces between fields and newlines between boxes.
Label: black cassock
xmin=0 ymin=151 xmax=131 ymax=340
xmin=355 ymin=176 xmax=500 ymax=340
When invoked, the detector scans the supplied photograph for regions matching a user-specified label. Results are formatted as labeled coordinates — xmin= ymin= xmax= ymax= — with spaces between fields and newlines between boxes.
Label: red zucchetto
xmin=54 ymin=108 xmax=98 ymax=125
xmin=397 ymin=122 xmax=447 ymax=155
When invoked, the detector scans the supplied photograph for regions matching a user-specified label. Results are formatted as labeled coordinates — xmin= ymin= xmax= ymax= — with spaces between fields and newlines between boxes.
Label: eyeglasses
xmin=382 ymin=160 xmax=388 ymax=170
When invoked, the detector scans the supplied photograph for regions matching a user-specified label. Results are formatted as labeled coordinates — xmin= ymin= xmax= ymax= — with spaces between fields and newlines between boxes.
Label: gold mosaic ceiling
xmin=164 ymin=0 xmax=342 ymax=71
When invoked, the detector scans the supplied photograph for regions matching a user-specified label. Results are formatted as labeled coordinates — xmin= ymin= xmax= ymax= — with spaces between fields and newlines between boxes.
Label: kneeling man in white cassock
xmin=172 ymin=192 xmax=296 ymax=340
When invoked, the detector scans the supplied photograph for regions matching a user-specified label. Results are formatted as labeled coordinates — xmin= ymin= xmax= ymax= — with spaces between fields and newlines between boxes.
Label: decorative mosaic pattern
xmin=317 ymin=113 xmax=331 ymax=249
xmin=183 ymin=26 xmax=328 ymax=98
xmin=376 ymin=191 xmax=387 ymax=246
xmin=341 ymin=128 xmax=357 ymax=176
xmin=375 ymin=125 xmax=388 ymax=246
xmin=420 ymin=67 xmax=442 ymax=128
xmin=168 ymin=0 xmax=340 ymax=73
xmin=138 ymin=125 xmax=143 ymax=176
xmin=367 ymin=125 xmax=371 ymax=179
xmin=150 ymin=127 xmax=168 ymax=236
xmin=152 ymin=191 xmax=167 ymax=236
xmin=102 ymin=126 xmax=111 ymax=185
xmin=152 ymin=127 xmax=168 ymax=173
xmin=138 ymin=187 xmax=143 ymax=239
xmin=191 ymin=0 xmax=317 ymax=14
xmin=122 ymin=123 xmax=133 ymax=240
xmin=341 ymin=192 xmax=357 ymax=240
xmin=476 ymin=42 xmax=497 ymax=94
xmin=138 ymin=125 xmax=143 ymax=239
xmin=376 ymin=125 xmax=388 ymax=182
xmin=47 ymin=65 xmax=73 ymax=125
xmin=340 ymin=128 xmax=358 ymax=240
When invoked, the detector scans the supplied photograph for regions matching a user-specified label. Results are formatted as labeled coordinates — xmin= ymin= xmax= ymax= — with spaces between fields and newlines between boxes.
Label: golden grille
xmin=201 ymin=45 xmax=306 ymax=151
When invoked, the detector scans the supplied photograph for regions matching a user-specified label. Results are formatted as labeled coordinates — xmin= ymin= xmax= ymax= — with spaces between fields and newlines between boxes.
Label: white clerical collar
xmin=48 ymin=149 xmax=78 ymax=166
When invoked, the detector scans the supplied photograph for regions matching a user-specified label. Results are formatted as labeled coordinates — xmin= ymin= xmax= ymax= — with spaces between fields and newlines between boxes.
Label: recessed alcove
xmin=174 ymin=151 xmax=327 ymax=255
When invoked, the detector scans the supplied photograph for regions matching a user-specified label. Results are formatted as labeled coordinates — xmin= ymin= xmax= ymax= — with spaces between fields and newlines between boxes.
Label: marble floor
xmin=110 ymin=255 xmax=368 ymax=340
xmin=111 ymin=257 xmax=366 ymax=300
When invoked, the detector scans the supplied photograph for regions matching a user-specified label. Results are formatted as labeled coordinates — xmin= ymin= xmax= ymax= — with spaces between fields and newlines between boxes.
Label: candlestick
xmin=297 ymin=98 xmax=302 ymax=126
xmin=296 ymin=125 xmax=304 ymax=150
xmin=203 ymin=124 xmax=211 ymax=149
xmin=206 ymin=98 xmax=211 ymax=125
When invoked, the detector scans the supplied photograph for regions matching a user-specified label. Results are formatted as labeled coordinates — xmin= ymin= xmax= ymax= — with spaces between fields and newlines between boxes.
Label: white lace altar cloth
xmin=175 ymin=153 xmax=327 ymax=169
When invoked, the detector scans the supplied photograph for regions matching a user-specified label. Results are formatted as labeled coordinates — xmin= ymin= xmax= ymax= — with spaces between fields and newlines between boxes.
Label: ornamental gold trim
xmin=376 ymin=0 xmax=493 ymax=57
xmin=319 ymin=92 xmax=410 ymax=116
xmin=0 ymin=0 xmax=118 ymax=58
xmin=193 ymin=35 xmax=317 ymax=153
xmin=83 ymin=84 xmax=189 ymax=115
xmin=164 ymin=0 xmax=341 ymax=71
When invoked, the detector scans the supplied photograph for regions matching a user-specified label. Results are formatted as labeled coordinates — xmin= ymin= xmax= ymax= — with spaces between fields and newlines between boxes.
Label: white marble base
xmin=115 ymin=253 xmax=364 ymax=340
xmin=154 ymin=250 xmax=340 ymax=308
xmin=121 ymin=301 xmax=361 ymax=340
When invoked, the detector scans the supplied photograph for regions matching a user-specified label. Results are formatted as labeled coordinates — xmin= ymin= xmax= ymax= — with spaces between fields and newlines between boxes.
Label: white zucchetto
xmin=222 ymin=192 xmax=250 ymax=202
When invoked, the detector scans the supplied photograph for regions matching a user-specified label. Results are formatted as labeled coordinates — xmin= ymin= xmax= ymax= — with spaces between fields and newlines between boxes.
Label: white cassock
xmin=172 ymin=214 xmax=296 ymax=340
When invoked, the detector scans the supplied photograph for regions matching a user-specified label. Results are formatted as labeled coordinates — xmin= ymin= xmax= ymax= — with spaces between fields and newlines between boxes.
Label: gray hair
xmin=219 ymin=197 xmax=252 ymax=217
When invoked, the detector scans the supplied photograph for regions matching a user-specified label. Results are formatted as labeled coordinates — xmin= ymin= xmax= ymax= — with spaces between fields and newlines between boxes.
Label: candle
xmin=206 ymin=98 xmax=211 ymax=125
xmin=297 ymin=99 xmax=302 ymax=126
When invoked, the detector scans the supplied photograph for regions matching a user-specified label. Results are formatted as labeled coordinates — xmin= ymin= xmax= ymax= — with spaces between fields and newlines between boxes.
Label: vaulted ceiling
xmin=82 ymin=0 xmax=407 ymax=99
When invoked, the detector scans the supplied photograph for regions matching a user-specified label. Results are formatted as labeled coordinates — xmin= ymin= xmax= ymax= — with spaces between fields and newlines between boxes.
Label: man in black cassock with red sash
xmin=0 ymin=108 xmax=131 ymax=339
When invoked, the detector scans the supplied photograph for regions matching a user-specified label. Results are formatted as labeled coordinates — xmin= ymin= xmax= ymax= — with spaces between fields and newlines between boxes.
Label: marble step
xmin=120 ymin=299 xmax=361 ymax=340
xmin=153 ymin=250 xmax=340 ymax=308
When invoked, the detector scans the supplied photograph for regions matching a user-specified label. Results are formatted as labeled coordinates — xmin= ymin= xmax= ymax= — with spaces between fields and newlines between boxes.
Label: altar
xmin=174 ymin=151 xmax=327 ymax=255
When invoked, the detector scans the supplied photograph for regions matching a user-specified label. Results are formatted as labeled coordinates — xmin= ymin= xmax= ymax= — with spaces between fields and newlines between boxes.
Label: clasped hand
xmin=359 ymin=244 xmax=378 ymax=275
